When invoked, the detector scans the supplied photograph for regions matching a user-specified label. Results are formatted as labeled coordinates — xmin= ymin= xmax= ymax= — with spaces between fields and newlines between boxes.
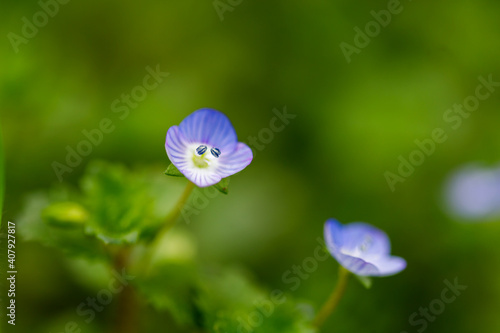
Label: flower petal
xmin=179 ymin=108 xmax=238 ymax=153
xmin=182 ymin=168 xmax=222 ymax=188
xmin=165 ymin=126 xmax=190 ymax=171
xmin=370 ymin=256 xmax=407 ymax=277
xmin=334 ymin=252 xmax=380 ymax=276
xmin=216 ymin=142 xmax=254 ymax=178
xmin=324 ymin=219 xmax=344 ymax=253
xmin=341 ymin=222 xmax=391 ymax=256
xmin=324 ymin=219 xmax=405 ymax=277
xmin=165 ymin=127 xmax=223 ymax=187
xmin=325 ymin=221 xmax=378 ymax=275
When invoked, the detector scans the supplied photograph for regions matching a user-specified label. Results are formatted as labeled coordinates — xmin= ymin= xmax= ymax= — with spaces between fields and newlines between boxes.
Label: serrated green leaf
xmin=17 ymin=192 xmax=107 ymax=260
xmin=354 ymin=274 xmax=373 ymax=289
xmin=81 ymin=161 xmax=157 ymax=244
xmin=212 ymin=177 xmax=230 ymax=195
xmin=165 ymin=163 xmax=185 ymax=177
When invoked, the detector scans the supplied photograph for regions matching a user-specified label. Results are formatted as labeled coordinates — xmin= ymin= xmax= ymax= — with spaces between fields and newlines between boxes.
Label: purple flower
xmin=165 ymin=108 xmax=253 ymax=187
xmin=324 ymin=219 xmax=406 ymax=277
xmin=443 ymin=163 xmax=500 ymax=221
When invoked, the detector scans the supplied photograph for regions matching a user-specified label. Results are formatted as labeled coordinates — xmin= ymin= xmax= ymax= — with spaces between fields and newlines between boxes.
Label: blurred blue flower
xmin=165 ymin=108 xmax=253 ymax=187
xmin=324 ymin=219 xmax=406 ymax=277
xmin=443 ymin=163 xmax=500 ymax=221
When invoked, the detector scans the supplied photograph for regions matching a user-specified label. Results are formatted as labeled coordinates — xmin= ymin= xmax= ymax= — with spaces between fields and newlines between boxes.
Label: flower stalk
xmin=112 ymin=247 xmax=138 ymax=333
xmin=313 ymin=266 xmax=350 ymax=329
xmin=140 ymin=180 xmax=195 ymax=275
xmin=160 ymin=180 xmax=196 ymax=235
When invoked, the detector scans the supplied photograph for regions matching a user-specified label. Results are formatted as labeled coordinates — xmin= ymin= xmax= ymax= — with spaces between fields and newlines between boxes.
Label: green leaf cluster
xmin=17 ymin=161 xmax=175 ymax=257
xmin=17 ymin=160 xmax=317 ymax=332
xmin=197 ymin=268 xmax=316 ymax=333
xmin=136 ymin=258 xmax=316 ymax=333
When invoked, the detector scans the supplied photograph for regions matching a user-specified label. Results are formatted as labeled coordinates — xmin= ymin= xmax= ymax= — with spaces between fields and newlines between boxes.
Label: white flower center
xmin=193 ymin=154 xmax=210 ymax=168
xmin=189 ymin=144 xmax=221 ymax=170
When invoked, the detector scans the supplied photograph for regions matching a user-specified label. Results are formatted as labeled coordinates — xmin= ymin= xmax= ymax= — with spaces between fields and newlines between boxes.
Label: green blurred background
xmin=2 ymin=0 xmax=500 ymax=332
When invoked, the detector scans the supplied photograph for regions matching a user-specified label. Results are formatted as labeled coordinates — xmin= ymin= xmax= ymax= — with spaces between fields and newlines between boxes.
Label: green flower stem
xmin=112 ymin=247 xmax=138 ymax=333
xmin=143 ymin=180 xmax=196 ymax=272
xmin=150 ymin=180 xmax=195 ymax=250
xmin=313 ymin=266 xmax=350 ymax=330
xmin=160 ymin=180 xmax=196 ymax=235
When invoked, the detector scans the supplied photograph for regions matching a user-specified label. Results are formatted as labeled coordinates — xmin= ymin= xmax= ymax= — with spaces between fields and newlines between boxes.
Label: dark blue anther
xmin=196 ymin=145 xmax=208 ymax=155
xmin=211 ymin=147 xmax=221 ymax=158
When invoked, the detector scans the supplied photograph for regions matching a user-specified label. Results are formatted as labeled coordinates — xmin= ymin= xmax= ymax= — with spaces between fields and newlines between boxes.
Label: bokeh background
xmin=2 ymin=0 xmax=500 ymax=332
